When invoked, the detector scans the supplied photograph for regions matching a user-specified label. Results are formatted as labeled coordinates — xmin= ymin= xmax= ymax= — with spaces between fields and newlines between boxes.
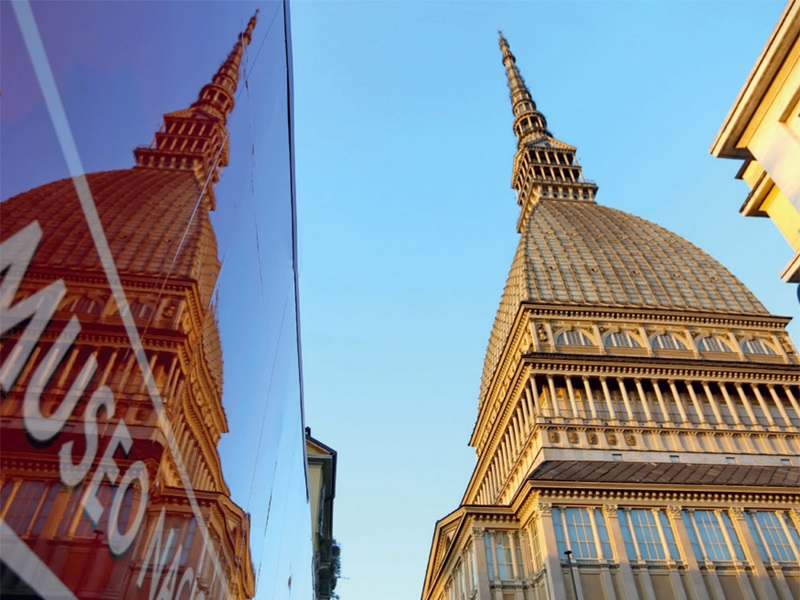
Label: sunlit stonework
xmin=1 ymin=14 xmax=258 ymax=599
xmin=421 ymin=33 xmax=800 ymax=600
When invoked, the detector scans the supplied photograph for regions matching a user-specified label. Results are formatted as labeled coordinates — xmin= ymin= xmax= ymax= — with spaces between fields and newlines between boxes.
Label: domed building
xmin=0 ymin=14 xmax=258 ymax=600
xmin=421 ymin=34 xmax=800 ymax=600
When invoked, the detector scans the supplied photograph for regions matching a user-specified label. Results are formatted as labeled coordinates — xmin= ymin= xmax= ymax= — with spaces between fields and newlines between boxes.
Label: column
xmin=666 ymin=506 xmax=711 ymax=600
xmin=634 ymin=379 xmax=654 ymax=423
xmin=668 ymin=381 xmax=690 ymax=424
xmin=782 ymin=385 xmax=800 ymax=420
xmin=56 ymin=346 xmax=81 ymax=388
xmin=473 ymin=529 xmax=493 ymax=600
xmin=718 ymin=383 xmax=743 ymax=426
xmin=526 ymin=381 xmax=540 ymax=421
xmin=582 ymin=377 xmax=598 ymax=420
xmin=538 ymin=503 xmax=569 ymax=600
xmin=653 ymin=510 xmax=689 ymax=600
xmin=767 ymin=385 xmax=793 ymax=428
xmin=602 ymin=504 xmax=637 ymax=599
xmin=98 ymin=349 xmax=119 ymax=388
xmin=727 ymin=507 xmax=775 ymax=600
xmin=701 ymin=382 xmax=725 ymax=425
xmin=685 ymin=382 xmax=708 ymax=425
xmin=547 ymin=376 xmax=561 ymax=419
xmin=599 ymin=377 xmax=617 ymax=422
xmin=565 ymin=376 xmax=580 ymax=420
xmin=515 ymin=413 xmax=525 ymax=449
xmin=652 ymin=381 xmax=673 ymax=426
xmin=520 ymin=394 xmax=532 ymax=430
xmin=616 ymin=378 xmax=635 ymax=423
xmin=509 ymin=531 xmax=522 ymax=583
xmin=751 ymin=385 xmax=777 ymax=427
xmin=489 ymin=531 xmax=503 ymax=600
xmin=735 ymin=384 xmax=760 ymax=427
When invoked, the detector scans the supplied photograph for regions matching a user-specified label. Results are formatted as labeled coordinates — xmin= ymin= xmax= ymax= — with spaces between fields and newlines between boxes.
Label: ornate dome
xmin=0 ymin=168 xmax=220 ymax=307
xmin=479 ymin=197 xmax=768 ymax=405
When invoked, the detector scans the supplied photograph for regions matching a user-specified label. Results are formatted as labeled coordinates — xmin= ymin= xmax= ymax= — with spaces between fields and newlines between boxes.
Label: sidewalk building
xmin=712 ymin=0 xmax=800 ymax=285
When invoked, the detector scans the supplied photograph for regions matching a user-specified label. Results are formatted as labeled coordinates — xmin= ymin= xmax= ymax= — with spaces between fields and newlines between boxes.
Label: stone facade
xmin=712 ymin=0 xmax=800 ymax=284
xmin=422 ymin=33 xmax=800 ymax=600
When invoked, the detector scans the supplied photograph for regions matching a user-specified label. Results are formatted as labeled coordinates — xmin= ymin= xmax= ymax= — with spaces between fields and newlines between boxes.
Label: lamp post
xmin=564 ymin=550 xmax=579 ymax=600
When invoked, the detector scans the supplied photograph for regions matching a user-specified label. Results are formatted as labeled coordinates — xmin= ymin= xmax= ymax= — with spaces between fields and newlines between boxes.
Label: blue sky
xmin=290 ymin=2 xmax=794 ymax=599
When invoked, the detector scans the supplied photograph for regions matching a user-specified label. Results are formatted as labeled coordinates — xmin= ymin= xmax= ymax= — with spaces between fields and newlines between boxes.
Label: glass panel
xmin=556 ymin=330 xmax=593 ymax=346
xmin=755 ymin=512 xmax=796 ymax=562
xmin=484 ymin=532 xmax=495 ymax=580
xmin=1 ymin=2 xmax=309 ymax=597
xmin=565 ymin=508 xmax=597 ymax=559
xmin=630 ymin=510 xmax=665 ymax=560
xmin=495 ymin=532 xmax=514 ymax=579
xmin=659 ymin=510 xmax=680 ymax=560
xmin=618 ymin=509 xmax=637 ymax=560
xmin=745 ymin=512 xmax=769 ymax=561
xmin=553 ymin=507 xmax=567 ymax=556
xmin=652 ymin=334 xmax=686 ymax=350
xmin=697 ymin=336 xmax=731 ymax=352
xmin=694 ymin=511 xmax=731 ymax=561
xmin=606 ymin=332 xmax=641 ymax=348
xmin=682 ymin=512 xmax=704 ymax=560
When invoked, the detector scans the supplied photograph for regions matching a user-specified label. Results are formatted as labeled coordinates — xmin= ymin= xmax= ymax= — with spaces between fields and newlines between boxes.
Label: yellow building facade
xmin=422 ymin=34 xmax=800 ymax=600
xmin=712 ymin=0 xmax=800 ymax=283
xmin=306 ymin=428 xmax=338 ymax=600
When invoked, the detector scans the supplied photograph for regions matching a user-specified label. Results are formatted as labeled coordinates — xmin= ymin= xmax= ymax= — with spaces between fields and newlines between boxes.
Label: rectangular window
xmin=2 ymin=481 xmax=58 ymax=537
xmin=553 ymin=507 xmax=612 ymax=561
xmin=484 ymin=531 xmax=522 ymax=580
xmin=484 ymin=532 xmax=495 ymax=580
xmin=494 ymin=532 xmax=514 ymax=579
xmin=531 ymin=521 xmax=543 ymax=572
xmin=618 ymin=509 xmax=679 ymax=562
xmin=747 ymin=511 xmax=800 ymax=563
xmin=682 ymin=510 xmax=744 ymax=562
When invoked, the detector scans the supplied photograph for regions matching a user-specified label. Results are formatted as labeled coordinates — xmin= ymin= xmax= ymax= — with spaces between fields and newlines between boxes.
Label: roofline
xmin=711 ymin=0 xmax=800 ymax=158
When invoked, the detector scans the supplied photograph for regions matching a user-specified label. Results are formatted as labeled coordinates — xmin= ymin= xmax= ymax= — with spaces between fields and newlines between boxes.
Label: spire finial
xmin=133 ymin=12 xmax=259 ymax=204
xmin=497 ymin=32 xmax=551 ymax=142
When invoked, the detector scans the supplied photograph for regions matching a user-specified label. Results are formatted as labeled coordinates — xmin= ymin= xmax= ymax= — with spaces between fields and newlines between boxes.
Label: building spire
xmin=498 ymin=31 xmax=551 ymax=143
xmin=134 ymin=11 xmax=259 ymax=208
xmin=498 ymin=32 xmax=598 ymax=229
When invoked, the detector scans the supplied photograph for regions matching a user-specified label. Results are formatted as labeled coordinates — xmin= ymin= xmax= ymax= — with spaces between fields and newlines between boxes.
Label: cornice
xmin=522 ymin=303 xmax=792 ymax=328
xmin=519 ymin=353 xmax=800 ymax=382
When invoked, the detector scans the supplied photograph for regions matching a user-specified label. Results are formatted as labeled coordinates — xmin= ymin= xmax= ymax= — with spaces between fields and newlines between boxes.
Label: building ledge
xmin=780 ymin=249 xmax=800 ymax=282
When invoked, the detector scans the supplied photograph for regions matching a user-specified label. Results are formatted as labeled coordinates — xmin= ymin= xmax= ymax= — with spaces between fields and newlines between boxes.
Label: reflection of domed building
xmin=0 ymin=14 xmax=257 ymax=600
xmin=422 ymin=35 xmax=800 ymax=600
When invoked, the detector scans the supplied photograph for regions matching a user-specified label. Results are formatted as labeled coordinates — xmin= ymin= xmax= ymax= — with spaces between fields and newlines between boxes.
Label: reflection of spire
xmin=134 ymin=11 xmax=258 ymax=203
xmin=193 ymin=10 xmax=258 ymax=122
xmin=498 ymin=31 xmax=551 ymax=142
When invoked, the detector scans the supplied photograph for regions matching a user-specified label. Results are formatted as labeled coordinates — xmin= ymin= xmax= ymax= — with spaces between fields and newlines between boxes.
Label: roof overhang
xmin=711 ymin=0 xmax=800 ymax=158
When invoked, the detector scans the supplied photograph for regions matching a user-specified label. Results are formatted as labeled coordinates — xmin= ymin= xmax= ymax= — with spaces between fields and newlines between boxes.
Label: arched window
xmin=605 ymin=331 xmax=641 ymax=348
xmin=129 ymin=300 xmax=154 ymax=319
xmin=696 ymin=336 xmax=732 ymax=353
xmin=555 ymin=330 xmax=593 ymax=346
xmin=742 ymin=339 xmax=777 ymax=355
xmin=651 ymin=334 xmax=687 ymax=351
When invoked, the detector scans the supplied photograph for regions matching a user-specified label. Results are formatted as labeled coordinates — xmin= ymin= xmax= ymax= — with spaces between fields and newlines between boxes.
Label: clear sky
xmin=289 ymin=2 xmax=794 ymax=599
